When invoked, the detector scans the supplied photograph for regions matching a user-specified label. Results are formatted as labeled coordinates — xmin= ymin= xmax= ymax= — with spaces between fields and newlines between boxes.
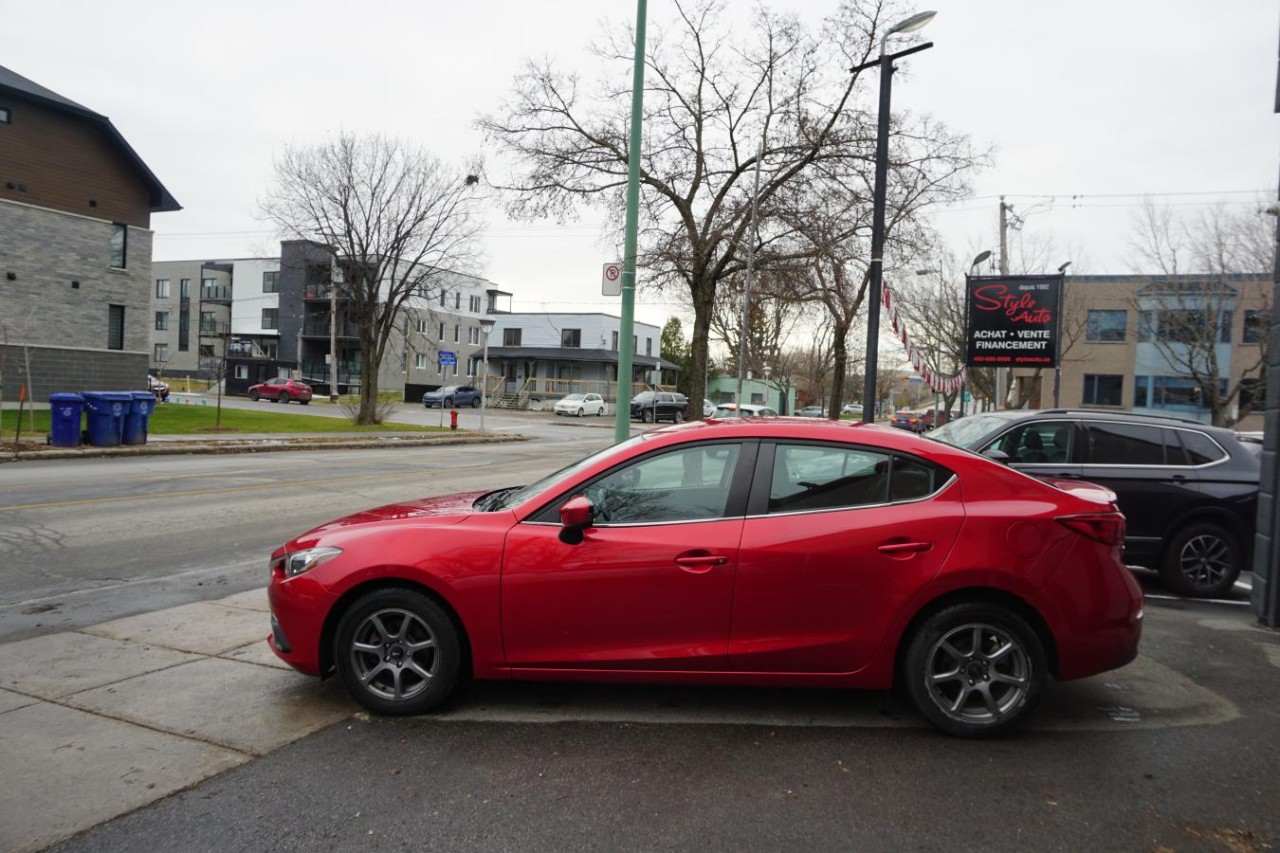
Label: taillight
xmin=1057 ymin=513 xmax=1125 ymax=546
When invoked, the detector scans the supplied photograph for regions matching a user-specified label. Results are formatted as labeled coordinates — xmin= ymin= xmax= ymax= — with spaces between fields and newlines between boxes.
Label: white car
xmin=711 ymin=403 xmax=779 ymax=418
xmin=553 ymin=392 xmax=606 ymax=417
xmin=703 ymin=398 xmax=716 ymax=417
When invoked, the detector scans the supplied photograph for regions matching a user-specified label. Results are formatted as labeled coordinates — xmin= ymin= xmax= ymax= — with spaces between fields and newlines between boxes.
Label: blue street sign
xmin=439 ymin=351 xmax=457 ymax=366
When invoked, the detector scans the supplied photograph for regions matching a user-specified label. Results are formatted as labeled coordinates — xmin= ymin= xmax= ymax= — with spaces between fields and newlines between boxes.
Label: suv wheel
xmin=1160 ymin=521 xmax=1241 ymax=598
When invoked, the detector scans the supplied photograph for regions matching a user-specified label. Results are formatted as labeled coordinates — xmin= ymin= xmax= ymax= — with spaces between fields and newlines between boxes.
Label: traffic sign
xmin=438 ymin=350 xmax=456 ymax=366
xmin=602 ymin=262 xmax=622 ymax=296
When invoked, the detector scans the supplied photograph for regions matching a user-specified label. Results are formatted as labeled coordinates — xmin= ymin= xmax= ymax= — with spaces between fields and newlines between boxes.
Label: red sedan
xmin=248 ymin=378 xmax=313 ymax=404
xmin=267 ymin=419 xmax=1142 ymax=736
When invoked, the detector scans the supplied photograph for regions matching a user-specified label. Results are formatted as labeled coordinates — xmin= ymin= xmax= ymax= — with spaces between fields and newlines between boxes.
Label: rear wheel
xmin=471 ymin=397 xmax=481 ymax=408
xmin=904 ymin=602 xmax=1046 ymax=737
xmin=334 ymin=588 xmax=462 ymax=716
xmin=1160 ymin=522 xmax=1240 ymax=598
xmin=596 ymin=406 xmax=604 ymax=417
xmin=299 ymin=399 xmax=310 ymax=405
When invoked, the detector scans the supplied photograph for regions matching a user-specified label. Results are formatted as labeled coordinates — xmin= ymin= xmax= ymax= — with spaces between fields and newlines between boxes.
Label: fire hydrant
xmin=449 ymin=409 xmax=459 ymax=431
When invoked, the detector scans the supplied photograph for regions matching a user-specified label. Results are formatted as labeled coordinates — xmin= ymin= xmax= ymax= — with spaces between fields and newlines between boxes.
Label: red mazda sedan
xmin=267 ymin=419 xmax=1142 ymax=736
xmin=248 ymin=377 xmax=313 ymax=404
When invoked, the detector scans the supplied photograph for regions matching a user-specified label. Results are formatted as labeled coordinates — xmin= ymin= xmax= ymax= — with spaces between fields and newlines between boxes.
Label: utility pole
xmin=328 ymin=261 xmax=339 ymax=402
xmin=997 ymin=196 xmax=1011 ymax=411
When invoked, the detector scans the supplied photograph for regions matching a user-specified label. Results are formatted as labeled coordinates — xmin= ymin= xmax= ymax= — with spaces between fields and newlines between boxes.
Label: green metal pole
xmin=614 ymin=0 xmax=647 ymax=444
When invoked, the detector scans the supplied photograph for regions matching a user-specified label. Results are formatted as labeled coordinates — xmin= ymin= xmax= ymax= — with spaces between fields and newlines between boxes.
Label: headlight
xmin=270 ymin=546 xmax=343 ymax=577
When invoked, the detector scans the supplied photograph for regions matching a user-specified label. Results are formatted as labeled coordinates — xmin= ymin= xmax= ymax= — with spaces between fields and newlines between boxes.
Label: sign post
xmin=437 ymin=351 xmax=457 ymax=428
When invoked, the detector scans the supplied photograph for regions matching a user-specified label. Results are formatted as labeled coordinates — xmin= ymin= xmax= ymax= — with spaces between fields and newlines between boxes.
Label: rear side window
xmin=768 ymin=444 xmax=949 ymax=513
xmin=1085 ymin=423 xmax=1166 ymax=465
xmin=1177 ymin=430 xmax=1227 ymax=465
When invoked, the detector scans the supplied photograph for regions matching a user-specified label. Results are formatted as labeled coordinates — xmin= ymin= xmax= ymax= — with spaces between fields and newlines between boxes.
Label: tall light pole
xmin=856 ymin=10 xmax=937 ymax=424
xmin=963 ymin=250 xmax=992 ymax=416
xmin=1053 ymin=261 xmax=1071 ymax=407
xmin=479 ymin=317 xmax=494 ymax=433
xmin=735 ymin=135 xmax=766 ymax=418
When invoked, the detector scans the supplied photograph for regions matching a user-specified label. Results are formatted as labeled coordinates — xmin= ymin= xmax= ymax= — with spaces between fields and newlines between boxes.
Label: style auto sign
xmin=964 ymin=274 xmax=1063 ymax=368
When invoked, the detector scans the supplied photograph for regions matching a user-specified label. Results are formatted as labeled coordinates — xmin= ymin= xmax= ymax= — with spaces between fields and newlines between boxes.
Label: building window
xmin=199 ymin=345 xmax=215 ymax=358
xmin=504 ymin=328 xmax=522 ymax=347
xmin=454 ymin=325 xmax=460 ymax=343
xmin=155 ymin=311 xmax=170 ymax=331
xmin=107 ymin=305 xmax=125 ymax=350
xmin=109 ymin=224 xmax=127 ymax=268
xmin=440 ymin=290 xmax=447 ymax=306
xmin=468 ymin=326 xmax=480 ymax=345
xmin=415 ymin=353 xmax=428 ymax=370
xmin=645 ymin=337 xmax=652 ymax=356
xmin=417 ymin=319 xmax=429 ymax=334
xmin=262 ymin=308 xmax=279 ymax=330
xmin=470 ymin=295 xmax=482 ymax=312
xmin=0 ymin=106 xmax=10 ymax=124
xmin=200 ymin=311 xmax=215 ymax=333
xmin=561 ymin=328 xmax=581 ymax=348
xmin=261 ymin=341 xmax=278 ymax=359
xmin=612 ymin=331 xmax=619 ymax=351
xmin=154 ymin=343 xmax=169 ymax=363
xmin=1244 ymin=310 xmax=1267 ymax=344
xmin=1085 ymin=310 xmax=1126 ymax=342
xmin=235 ymin=365 xmax=249 ymax=380
xmin=1082 ymin=374 xmax=1122 ymax=406
xmin=1139 ymin=308 xmax=1230 ymax=343
xmin=439 ymin=322 xmax=446 ymax=341
xmin=178 ymin=313 xmax=189 ymax=351
xmin=183 ymin=279 xmax=194 ymax=299
xmin=263 ymin=271 xmax=279 ymax=293
xmin=454 ymin=292 xmax=461 ymax=310
xmin=155 ymin=279 xmax=171 ymax=299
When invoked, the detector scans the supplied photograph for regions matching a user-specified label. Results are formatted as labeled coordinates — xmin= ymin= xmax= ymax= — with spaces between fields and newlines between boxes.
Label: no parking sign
xmin=602 ymin=262 xmax=622 ymax=296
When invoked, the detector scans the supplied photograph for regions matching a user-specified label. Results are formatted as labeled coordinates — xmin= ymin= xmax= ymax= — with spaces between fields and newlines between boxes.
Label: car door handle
xmin=877 ymin=541 xmax=933 ymax=555
xmin=675 ymin=554 xmax=729 ymax=572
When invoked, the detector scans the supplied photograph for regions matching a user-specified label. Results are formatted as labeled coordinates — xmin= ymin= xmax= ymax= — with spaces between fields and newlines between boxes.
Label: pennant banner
xmin=881 ymin=282 xmax=967 ymax=396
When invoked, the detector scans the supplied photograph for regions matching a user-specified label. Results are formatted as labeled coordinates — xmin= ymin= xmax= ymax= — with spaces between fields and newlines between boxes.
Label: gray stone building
xmin=0 ymin=64 xmax=179 ymax=404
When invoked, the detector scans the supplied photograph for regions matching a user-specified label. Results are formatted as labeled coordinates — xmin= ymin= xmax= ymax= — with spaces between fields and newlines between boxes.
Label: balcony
xmin=303 ymin=285 xmax=343 ymax=300
xmin=201 ymin=286 xmax=232 ymax=302
xmin=199 ymin=321 xmax=231 ymax=336
xmin=302 ymin=318 xmax=359 ymax=338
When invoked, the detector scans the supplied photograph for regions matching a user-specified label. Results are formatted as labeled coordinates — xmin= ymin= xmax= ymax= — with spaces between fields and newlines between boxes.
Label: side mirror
xmin=981 ymin=448 xmax=1011 ymax=465
xmin=559 ymin=495 xmax=594 ymax=544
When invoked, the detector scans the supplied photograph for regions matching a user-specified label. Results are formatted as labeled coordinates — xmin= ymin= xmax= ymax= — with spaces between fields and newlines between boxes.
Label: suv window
xmin=985 ymin=420 xmax=1076 ymax=464
xmin=1177 ymin=429 xmax=1227 ymax=465
xmin=1085 ymin=422 xmax=1167 ymax=465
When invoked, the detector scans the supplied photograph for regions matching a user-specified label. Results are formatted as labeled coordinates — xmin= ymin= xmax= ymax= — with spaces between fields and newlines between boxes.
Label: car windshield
xmin=437 ymin=386 xmax=458 ymax=394
xmin=562 ymin=394 xmax=585 ymax=402
xmin=482 ymin=434 xmax=648 ymax=512
xmin=929 ymin=414 xmax=1008 ymax=449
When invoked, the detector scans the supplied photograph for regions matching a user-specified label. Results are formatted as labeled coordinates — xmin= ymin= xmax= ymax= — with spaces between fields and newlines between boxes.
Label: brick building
xmin=0 ymin=65 xmax=180 ymax=403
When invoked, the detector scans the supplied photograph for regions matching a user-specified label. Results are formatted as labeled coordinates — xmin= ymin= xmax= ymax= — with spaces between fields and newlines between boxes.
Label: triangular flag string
xmin=881 ymin=281 xmax=967 ymax=395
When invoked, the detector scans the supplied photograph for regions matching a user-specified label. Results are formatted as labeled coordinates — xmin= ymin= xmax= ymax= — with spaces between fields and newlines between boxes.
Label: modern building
xmin=1009 ymin=273 xmax=1269 ymax=429
xmin=485 ymin=313 xmax=677 ymax=404
xmin=0 ymin=64 xmax=180 ymax=402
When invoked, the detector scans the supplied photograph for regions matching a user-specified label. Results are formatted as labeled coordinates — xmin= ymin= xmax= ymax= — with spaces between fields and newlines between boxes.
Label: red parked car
xmin=248 ymin=377 xmax=313 ymax=404
xmin=267 ymin=419 xmax=1142 ymax=736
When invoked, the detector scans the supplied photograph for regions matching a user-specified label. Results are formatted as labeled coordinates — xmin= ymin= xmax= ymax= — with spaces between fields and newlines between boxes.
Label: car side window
xmin=987 ymin=421 xmax=1075 ymax=464
xmin=1085 ymin=423 xmax=1166 ymax=465
xmin=769 ymin=445 xmax=891 ymax=513
xmin=580 ymin=443 xmax=743 ymax=524
xmin=1177 ymin=430 xmax=1227 ymax=465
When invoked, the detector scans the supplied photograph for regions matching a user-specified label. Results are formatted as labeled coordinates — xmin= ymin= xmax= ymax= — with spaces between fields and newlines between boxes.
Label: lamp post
xmin=479 ymin=317 xmax=495 ymax=433
xmin=1053 ymin=261 xmax=1071 ymax=407
xmin=856 ymin=11 xmax=937 ymax=424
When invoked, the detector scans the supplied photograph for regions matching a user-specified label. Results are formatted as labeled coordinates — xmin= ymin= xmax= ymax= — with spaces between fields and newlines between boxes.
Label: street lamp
xmin=479 ymin=317 xmax=495 ymax=433
xmin=763 ymin=364 xmax=773 ymax=411
xmin=857 ymin=11 xmax=937 ymax=424
xmin=1052 ymin=261 xmax=1071 ymax=407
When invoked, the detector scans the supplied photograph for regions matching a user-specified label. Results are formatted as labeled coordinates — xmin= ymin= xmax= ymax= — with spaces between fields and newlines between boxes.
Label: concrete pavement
xmin=1 ymin=583 xmax=1274 ymax=851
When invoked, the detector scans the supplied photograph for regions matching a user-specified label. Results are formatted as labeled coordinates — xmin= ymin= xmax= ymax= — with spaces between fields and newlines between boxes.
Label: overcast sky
xmin=7 ymin=1 xmax=1277 ymax=328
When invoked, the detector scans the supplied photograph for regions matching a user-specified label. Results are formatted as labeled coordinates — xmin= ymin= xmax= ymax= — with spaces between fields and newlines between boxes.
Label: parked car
xmin=423 ymin=384 xmax=482 ymax=408
xmin=889 ymin=410 xmax=928 ymax=432
xmin=703 ymin=399 xmax=716 ymax=418
xmin=629 ymin=391 xmax=690 ymax=423
xmin=841 ymin=403 xmax=860 ymax=415
xmin=797 ymin=405 xmax=827 ymax=418
xmin=267 ymin=418 xmax=1142 ymax=736
xmin=147 ymin=375 xmax=170 ymax=402
xmin=248 ymin=378 xmax=313 ymax=404
xmin=929 ymin=409 xmax=1260 ymax=598
xmin=711 ymin=403 xmax=779 ymax=418
xmin=553 ymin=393 xmax=606 ymax=417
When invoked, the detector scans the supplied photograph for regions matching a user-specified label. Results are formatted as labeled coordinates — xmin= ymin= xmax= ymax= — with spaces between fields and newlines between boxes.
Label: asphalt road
xmin=0 ymin=410 xmax=617 ymax=642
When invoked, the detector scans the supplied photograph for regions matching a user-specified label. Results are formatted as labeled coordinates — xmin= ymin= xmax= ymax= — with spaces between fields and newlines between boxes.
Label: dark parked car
xmin=889 ymin=410 xmax=929 ymax=433
xmin=248 ymin=378 xmax=313 ymax=404
xmin=629 ymin=391 xmax=690 ymax=423
xmin=929 ymin=409 xmax=1260 ymax=598
xmin=267 ymin=418 xmax=1141 ymax=736
xmin=423 ymin=384 xmax=482 ymax=408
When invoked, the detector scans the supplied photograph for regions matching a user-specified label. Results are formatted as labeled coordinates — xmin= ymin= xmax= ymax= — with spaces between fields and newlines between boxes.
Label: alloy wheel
xmin=924 ymin=622 xmax=1030 ymax=725
xmin=348 ymin=608 xmax=439 ymax=702
xmin=1178 ymin=533 xmax=1232 ymax=590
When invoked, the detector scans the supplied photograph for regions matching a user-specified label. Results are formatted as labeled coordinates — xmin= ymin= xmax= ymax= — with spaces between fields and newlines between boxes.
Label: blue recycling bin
xmin=82 ymin=391 xmax=131 ymax=447
xmin=48 ymin=393 xmax=85 ymax=447
xmin=123 ymin=391 xmax=154 ymax=445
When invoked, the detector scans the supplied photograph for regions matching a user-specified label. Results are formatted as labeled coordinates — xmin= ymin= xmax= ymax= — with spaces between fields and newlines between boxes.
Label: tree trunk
xmin=358 ymin=327 xmax=381 ymax=425
xmin=686 ymin=275 xmax=716 ymax=409
xmin=829 ymin=319 xmax=851 ymax=419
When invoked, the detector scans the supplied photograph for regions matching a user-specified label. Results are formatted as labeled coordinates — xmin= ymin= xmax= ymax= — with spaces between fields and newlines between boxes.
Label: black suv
xmin=929 ymin=409 xmax=1260 ymax=598
xmin=629 ymin=391 xmax=690 ymax=423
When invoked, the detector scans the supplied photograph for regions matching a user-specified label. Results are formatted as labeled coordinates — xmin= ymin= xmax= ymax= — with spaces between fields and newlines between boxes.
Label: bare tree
xmin=1127 ymin=202 xmax=1272 ymax=426
xmin=480 ymin=0 xmax=983 ymax=409
xmin=260 ymin=134 xmax=483 ymax=424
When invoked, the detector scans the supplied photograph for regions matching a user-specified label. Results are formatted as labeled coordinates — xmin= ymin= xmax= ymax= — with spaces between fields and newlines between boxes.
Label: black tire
xmin=333 ymin=588 xmax=462 ymax=716
xmin=577 ymin=407 xmax=584 ymax=417
xmin=443 ymin=397 xmax=454 ymax=408
xmin=471 ymin=397 xmax=481 ymax=408
xmin=248 ymin=390 xmax=260 ymax=401
xmin=903 ymin=601 xmax=1046 ymax=737
xmin=673 ymin=409 xmax=685 ymax=424
xmin=596 ymin=406 xmax=604 ymax=417
xmin=299 ymin=399 xmax=310 ymax=405
xmin=276 ymin=394 xmax=287 ymax=404
xmin=1159 ymin=521 xmax=1240 ymax=598
xmin=642 ymin=409 xmax=654 ymax=424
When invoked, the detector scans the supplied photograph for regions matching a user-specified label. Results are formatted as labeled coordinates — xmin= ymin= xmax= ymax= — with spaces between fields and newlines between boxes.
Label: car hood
xmin=301 ymin=490 xmax=485 ymax=537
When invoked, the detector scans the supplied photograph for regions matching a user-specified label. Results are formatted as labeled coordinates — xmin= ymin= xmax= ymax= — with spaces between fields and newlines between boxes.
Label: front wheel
xmin=333 ymin=588 xmax=462 ymax=716
xmin=471 ymin=397 xmax=481 ymax=408
xmin=443 ymin=398 xmax=454 ymax=408
xmin=248 ymin=390 xmax=260 ymax=401
xmin=903 ymin=602 xmax=1046 ymax=737
xmin=577 ymin=407 xmax=584 ymax=417
xmin=1160 ymin=522 xmax=1240 ymax=598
